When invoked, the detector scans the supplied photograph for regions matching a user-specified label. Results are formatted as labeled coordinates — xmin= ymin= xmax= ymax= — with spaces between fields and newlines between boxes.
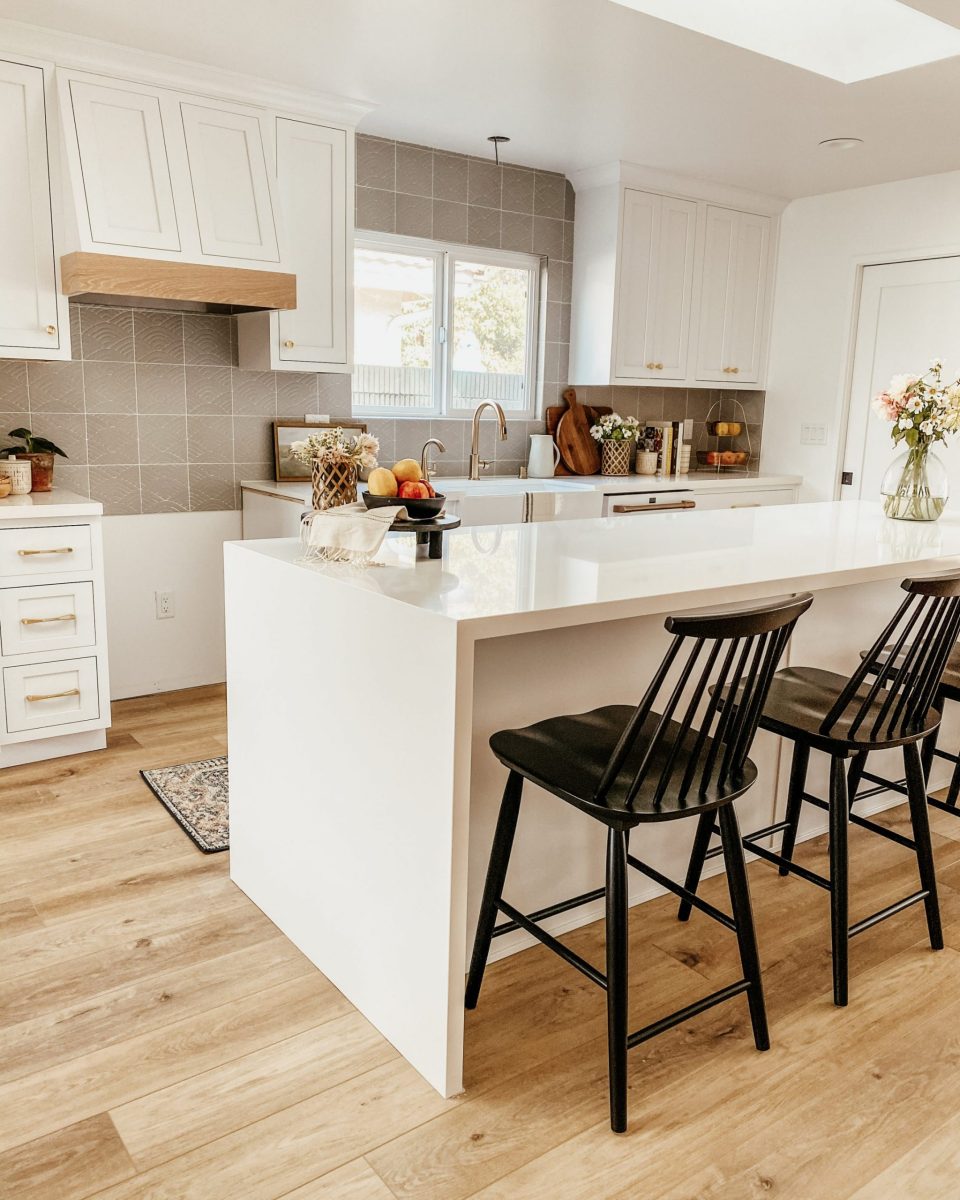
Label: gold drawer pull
xmin=283 ymin=339 xmax=295 ymax=348
xmin=26 ymin=688 xmax=80 ymax=702
xmin=17 ymin=547 xmax=74 ymax=556
xmin=45 ymin=324 xmax=56 ymax=335
xmin=21 ymin=613 xmax=77 ymax=625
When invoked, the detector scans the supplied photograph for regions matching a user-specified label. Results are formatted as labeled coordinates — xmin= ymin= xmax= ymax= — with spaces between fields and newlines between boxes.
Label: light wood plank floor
xmin=4 ymin=686 xmax=960 ymax=1198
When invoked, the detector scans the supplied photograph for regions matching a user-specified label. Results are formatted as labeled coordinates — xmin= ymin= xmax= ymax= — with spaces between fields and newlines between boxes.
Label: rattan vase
xmin=601 ymin=439 xmax=631 ymax=476
xmin=311 ymin=460 xmax=358 ymax=510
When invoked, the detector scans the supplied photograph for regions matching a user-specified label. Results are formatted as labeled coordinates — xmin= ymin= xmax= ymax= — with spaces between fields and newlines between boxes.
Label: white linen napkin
xmin=300 ymin=502 xmax=407 ymax=564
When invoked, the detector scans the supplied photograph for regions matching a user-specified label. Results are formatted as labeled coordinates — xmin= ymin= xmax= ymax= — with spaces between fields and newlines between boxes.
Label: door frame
xmin=835 ymin=241 xmax=960 ymax=500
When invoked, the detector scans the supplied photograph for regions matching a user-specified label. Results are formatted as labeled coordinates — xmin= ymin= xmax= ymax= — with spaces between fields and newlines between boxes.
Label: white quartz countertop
xmin=240 ymin=472 xmax=801 ymax=502
xmin=229 ymin=500 xmax=960 ymax=639
xmin=0 ymin=488 xmax=102 ymax=519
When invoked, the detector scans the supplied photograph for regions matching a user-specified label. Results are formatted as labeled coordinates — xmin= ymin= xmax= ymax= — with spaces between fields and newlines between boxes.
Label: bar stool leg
xmin=944 ymin=759 xmax=960 ymax=809
xmin=828 ymin=755 xmax=850 ymax=1007
xmin=606 ymin=826 xmax=629 ymax=1133
xmin=847 ymin=752 xmax=867 ymax=811
xmin=677 ymin=811 xmax=714 ymax=922
xmin=921 ymin=717 xmax=938 ymax=785
xmin=718 ymin=802 xmax=769 ymax=1051
xmin=465 ymin=771 xmax=524 ymax=1009
xmin=779 ymin=742 xmax=810 ymax=876
xmin=903 ymin=740 xmax=944 ymax=951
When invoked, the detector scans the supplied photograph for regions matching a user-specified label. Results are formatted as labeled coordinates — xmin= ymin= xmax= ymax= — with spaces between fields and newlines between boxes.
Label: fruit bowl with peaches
xmin=362 ymin=459 xmax=446 ymax=520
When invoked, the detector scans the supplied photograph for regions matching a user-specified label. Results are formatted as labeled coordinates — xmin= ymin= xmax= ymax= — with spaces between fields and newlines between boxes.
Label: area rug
xmin=140 ymin=757 xmax=229 ymax=853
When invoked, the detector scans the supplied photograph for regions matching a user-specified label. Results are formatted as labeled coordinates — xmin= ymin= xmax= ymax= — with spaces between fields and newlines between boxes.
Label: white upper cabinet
xmin=694 ymin=206 xmax=771 ymax=385
xmin=179 ymin=101 xmax=279 ymax=262
xmin=0 ymin=57 xmax=70 ymax=360
xmin=614 ymin=190 xmax=696 ymax=381
xmin=568 ymin=165 xmax=780 ymax=389
xmin=67 ymin=78 xmax=181 ymax=251
xmin=59 ymin=69 xmax=283 ymax=271
xmin=236 ymin=116 xmax=352 ymax=373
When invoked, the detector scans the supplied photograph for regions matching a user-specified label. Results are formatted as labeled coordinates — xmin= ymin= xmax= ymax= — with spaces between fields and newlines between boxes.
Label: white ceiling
xmin=5 ymin=0 xmax=960 ymax=198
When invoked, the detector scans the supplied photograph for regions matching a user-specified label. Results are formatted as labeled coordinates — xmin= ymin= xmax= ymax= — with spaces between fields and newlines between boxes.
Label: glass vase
xmin=881 ymin=445 xmax=948 ymax=522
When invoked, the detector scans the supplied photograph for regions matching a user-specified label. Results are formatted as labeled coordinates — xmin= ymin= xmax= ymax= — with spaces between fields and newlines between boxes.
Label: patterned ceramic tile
xmin=41 ymin=413 xmax=87 ymax=464
xmin=356 ymin=135 xmax=396 ymax=190
xmin=534 ymin=172 xmax=566 ymax=220
xmin=0 ymin=362 xmax=28 ymax=412
xmin=396 ymin=143 xmax=433 ymax=197
xmin=561 ymin=260 xmax=574 ymax=304
xmin=356 ymin=186 xmax=396 ymax=233
xmin=234 ymin=462 xmax=275 ymax=487
xmin=188 ymin=463 xmax=237 ymax=512
xmin=183 ymin=314 xmax=232 ymax=366
xmin=396 ymin=193 xmax=433 ymax=239
xmin=468 ymin=160 xmax=501 ymax=209
xmin=500 ymin=211 xmax=534 ymax=254
xmin=88 ymin=465 xmax=141 ymax=515
xmin=433 ymin=200 xmax=468 ymax=244
xmin=54 ymin=462 xmax=91 ymax=497
xmin=138 ymin=414 xmax=188 ymax=464
xmin=86 ymin=414 xmax=139 ymax=464
xmin=232 ymin=415 xmax=274 ymax=464
xmin=276 ymin=371 xmax=319 ymax=414
xmin=428 ymin=419 xmax=465 ymax=460
xmin=82 ymin=361 xmax=136 ymax=414
xmin=140 ymin=464 xmax=189 ymax=512
xmin=134 ymin=311 xmax=184 ymax=363
xmin=188 ymin=414 xmax=234 ymax=464
xmin=136 ymin=364 xmax=186 ymax=414
xmin=433 ymin=152 xmax=469 ymax=203
xmin=317 ymin=373 xmax=352 ymax=417
xmin=185 ymin=365 xmax=233 ymax=415
xmin=467 ymin=205 xmax=501 ymax=248
xmin=232 ymin=369 xmax=276 ymax=416
xmin=501 ymin=166 xmax=535 ymax=214
xmin=26 ymin=360 xmax=85 ymax=413
xmin=533 ymin=216 xmax=565 ymax=261
xmin=79 ymin=306 xmax=134 ymax=362
xmin=69 ymin=303 xmax=82 ymax=353
xmin=563 ymin=220 xmax=575 ymax=263
xmin=564 ymin=180 xmax=576 ymax=223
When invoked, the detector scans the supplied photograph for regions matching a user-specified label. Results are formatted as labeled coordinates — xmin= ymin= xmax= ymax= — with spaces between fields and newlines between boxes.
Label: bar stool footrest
xmin=848 ymin=890 xmax=929 ymax=937
xmin=858 ymin=771 xmax=910 ymax=800
xmin=627 ymin=979 xmax=752 ymax=1048
xmin=491 ymin=885 xmax=606 ymax=938
xmin=802 ymin=790 xmax=917 ymax=850
xmin=740 ymin=834 xmax=832 ymax=890
xmin=497 ymin=899 xmax=607 ymax=989
xmin=626 ymin=851 xmax=736 ymax=932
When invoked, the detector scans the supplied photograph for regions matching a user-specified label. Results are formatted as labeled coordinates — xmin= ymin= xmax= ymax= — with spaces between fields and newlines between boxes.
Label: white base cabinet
xmin=0 ymin=492 xmax=110 ymax=766
xmin=0 ymin=56 xmax=70 ymax=360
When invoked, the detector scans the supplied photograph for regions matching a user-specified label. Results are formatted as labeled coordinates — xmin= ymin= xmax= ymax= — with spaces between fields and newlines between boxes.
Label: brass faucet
xmin=468 ymin=401 xmax=508 ymax=480
xmin=419 ymin=438 xmax=445 ymax=482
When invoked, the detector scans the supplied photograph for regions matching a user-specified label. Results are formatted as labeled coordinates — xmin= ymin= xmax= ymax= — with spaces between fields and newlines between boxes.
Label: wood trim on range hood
xmin=60 ymin=252 xmax=297 ymax=310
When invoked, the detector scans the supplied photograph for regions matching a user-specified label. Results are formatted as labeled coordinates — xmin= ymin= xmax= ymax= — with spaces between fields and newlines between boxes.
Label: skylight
xmin=609 ymin=0 xmax=960 ymax=83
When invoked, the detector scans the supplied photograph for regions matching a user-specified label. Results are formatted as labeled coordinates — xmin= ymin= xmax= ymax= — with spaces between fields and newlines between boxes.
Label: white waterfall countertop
xmin=229 ymin=500 xmax=960 ymax=638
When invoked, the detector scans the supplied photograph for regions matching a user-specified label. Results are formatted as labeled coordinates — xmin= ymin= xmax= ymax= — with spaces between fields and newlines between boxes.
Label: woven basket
xmin=311 ymin=460 xmax=358 ymax=510
xmin=601 ymin=439 xmax=631 ymax=476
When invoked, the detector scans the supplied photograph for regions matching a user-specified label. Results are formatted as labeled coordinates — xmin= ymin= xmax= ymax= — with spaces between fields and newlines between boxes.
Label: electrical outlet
xmin=155 ymin=590 xmax=175 ymax=619
xmin=800 ymin=423 xmax=828 ymax=446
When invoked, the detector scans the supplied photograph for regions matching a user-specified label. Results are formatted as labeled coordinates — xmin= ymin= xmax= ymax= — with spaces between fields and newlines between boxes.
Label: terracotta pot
xmin=20 ymin=451 xmax=55 ymax=492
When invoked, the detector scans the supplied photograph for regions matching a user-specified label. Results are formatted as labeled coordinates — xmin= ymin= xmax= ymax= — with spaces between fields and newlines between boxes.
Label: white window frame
xmin=352 ymin=231 xmax=541 ymax=420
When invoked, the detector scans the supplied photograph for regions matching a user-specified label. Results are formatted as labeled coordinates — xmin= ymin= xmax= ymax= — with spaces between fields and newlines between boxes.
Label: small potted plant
xmin=5 ymin=428 xmax=68 ymax=492
xmin=288 ymin=428 xmax=380 ymax=510
xmin=589 ymin=412 xmax=640 ymax=476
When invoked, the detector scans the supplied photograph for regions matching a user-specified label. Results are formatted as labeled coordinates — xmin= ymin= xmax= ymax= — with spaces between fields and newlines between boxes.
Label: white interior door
xmin=842 ymin=257 xmax=960 ymax=502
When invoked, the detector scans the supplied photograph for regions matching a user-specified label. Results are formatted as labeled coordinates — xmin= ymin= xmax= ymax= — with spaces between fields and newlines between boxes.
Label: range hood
xmin=60 ymin=252 xmax=297 ymax=312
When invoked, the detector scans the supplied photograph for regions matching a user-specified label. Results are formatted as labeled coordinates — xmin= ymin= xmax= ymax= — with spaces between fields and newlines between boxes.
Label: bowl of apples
xmin=362 ymin=459 xmax=446 ymax=520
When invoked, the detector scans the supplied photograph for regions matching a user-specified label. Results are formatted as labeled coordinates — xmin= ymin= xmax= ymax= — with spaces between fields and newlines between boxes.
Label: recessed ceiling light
xmin=609 ymin=0 xmax=960 ymax=83
xmin=819 ymin=137 xmax=865 ymax=151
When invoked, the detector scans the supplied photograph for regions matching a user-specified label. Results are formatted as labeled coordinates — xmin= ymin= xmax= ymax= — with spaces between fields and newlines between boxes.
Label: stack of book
xmin=639 ymin=419 xmax=693 ymax=475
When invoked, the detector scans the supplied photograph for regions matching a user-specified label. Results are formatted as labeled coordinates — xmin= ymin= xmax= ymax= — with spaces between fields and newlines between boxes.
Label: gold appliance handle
xmin=611 ymin=500 xmax=696 ymax=514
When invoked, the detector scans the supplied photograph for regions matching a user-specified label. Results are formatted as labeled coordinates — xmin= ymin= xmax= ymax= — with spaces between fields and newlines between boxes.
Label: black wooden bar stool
xmin=680 ymin=571 xmax=960 ymax=1009
xmin=465 ymin=592 xmax=812 ymax=1133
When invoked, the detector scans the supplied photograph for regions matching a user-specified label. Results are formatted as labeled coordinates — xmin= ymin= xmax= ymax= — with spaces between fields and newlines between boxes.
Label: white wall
xmin=762 ymin=168 xmax=960 ymax=500
xmin=102 ymin=510 xmax=241 ymax=699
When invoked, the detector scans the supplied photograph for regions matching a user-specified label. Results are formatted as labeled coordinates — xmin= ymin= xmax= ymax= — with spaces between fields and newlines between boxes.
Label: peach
xmin=392 ymin=459 xmax=422 ymax=484
xmin=367 ymin=467 xmax=398 ymax=497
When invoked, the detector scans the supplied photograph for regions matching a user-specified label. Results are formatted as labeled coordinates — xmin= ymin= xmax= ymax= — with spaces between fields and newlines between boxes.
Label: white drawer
xmin=0 ymin=582 xmax=96 ymax=657
xmin=3 ymin=656 xmax=100 ymax=733
xmin=0 ymin=525 xmax=92 ymax=577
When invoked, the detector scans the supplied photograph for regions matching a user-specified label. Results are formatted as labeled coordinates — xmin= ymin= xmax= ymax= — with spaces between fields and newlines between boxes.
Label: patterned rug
xmin=141 ymin=757 xmax=229 ymax=853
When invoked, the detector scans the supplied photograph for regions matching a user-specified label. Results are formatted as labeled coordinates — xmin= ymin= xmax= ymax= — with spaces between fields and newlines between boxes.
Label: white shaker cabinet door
xmin=614 ymin=189 xmax=696 ymax=382
xmin=0 ymin=59 xmax=63 ymax=354
xmin=276 ymin=118 xmax=348 ymax=366
xmin=695 ymin=206 xmax=771 ymax=385
xmin=179 ymin=101 xmax=280 ymax=263
xmin=66 ymin=76 xmax=181 ymax=252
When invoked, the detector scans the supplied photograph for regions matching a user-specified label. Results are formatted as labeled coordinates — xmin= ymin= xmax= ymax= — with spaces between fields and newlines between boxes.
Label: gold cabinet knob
xmin=656 ymin=363 xmax=663 ymax=370
xmin=645 ymin=362 xmax=656 ymax=370
xmin=45 ymin=324 xmax=56 ymax=335
xmin=283 ymin=339 xmax=295 ymax=349
xmin=723 ymin=366 xmax=740 ymax=374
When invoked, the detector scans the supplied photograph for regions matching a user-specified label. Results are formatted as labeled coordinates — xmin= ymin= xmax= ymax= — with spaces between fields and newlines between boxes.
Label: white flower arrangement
xmin=589 ymin=412 xmax=641 ymax=442
xmin=289 ymin=429 xmax=380 ymax=470
xmin=872 ymin=361 xmax=960 ymax=449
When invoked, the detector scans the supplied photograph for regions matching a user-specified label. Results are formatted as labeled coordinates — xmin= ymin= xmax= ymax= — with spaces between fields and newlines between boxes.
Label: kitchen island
xmin=224 ymin=500 xmax=960 ymax=1098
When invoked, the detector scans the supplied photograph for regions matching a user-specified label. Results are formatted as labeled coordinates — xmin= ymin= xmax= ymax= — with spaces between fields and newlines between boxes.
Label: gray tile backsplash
xmin=0 ymin=133 xmax=765 ymax=514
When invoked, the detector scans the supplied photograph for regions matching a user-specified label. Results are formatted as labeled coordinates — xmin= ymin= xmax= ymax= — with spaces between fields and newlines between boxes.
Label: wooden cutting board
xmin=546 ymin=391 xmax=611 ymax=474
xmin=556 ymin=388 xmax=601 ymax=475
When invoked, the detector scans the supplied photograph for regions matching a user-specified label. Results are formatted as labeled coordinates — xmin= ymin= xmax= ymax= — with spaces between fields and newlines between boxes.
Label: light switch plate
xmin=800 ymin=423 xmax=828 ymax=445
